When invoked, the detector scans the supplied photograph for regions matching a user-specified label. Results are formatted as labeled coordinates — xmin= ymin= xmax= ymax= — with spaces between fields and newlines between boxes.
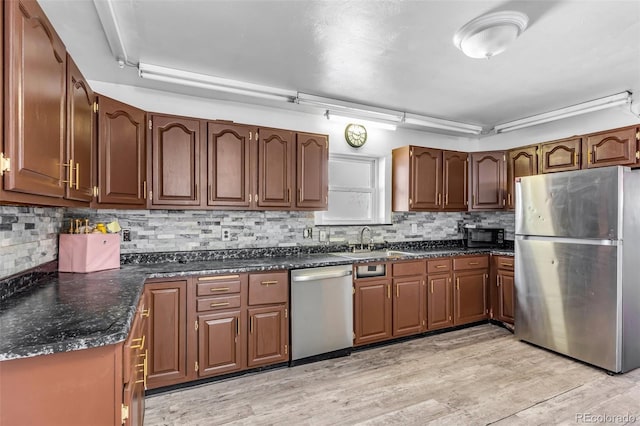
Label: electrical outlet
xmin=319 ymin=230 xmax=327 ymax=242
xmin=303 ymin=226 xmax=313 ymax=239
xmin=221 ymin=227 xmax=231 ymax=241
xmin=122 ymin=229 xmax=131 ymax=242
xmin=411 ymin=224 xmax=418 ymax=233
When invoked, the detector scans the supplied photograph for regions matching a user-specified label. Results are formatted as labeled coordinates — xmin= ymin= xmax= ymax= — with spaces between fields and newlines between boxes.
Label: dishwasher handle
xmin=292 ymin=269 xmax=353 ymax=282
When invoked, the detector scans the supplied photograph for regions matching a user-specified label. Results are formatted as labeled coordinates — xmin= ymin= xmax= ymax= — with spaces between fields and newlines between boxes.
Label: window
xmin=315 ymin=153 xmax=389 ymax=225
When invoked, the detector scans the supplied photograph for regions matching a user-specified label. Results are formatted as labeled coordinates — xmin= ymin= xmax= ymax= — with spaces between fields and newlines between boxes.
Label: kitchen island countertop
xmin=0 ymin=247 xmax=513 ymax=361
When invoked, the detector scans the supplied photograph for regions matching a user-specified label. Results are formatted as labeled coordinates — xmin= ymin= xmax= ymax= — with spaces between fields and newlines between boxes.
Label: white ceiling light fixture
xmin=494 ymin=92 xmax=632 ymax=133
xmin=93 ymin=0 xmax=133 ymax=67
xmin=403 ymin=113 xmax=483 ymax=135
xmin=138 ymin=63 xmax=297 ymax=102
xmin=324 ymin=110 xmax=398 ymax=131
xmin=454 ymin=11 xmax=529 ymax=59
xmin=297 ymin=93 xmax=404 ymax=123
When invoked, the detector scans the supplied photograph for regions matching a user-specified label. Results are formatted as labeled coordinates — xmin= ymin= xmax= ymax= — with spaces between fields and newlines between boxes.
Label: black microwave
xmin=464 ymin=227 xmax=505 ymax=248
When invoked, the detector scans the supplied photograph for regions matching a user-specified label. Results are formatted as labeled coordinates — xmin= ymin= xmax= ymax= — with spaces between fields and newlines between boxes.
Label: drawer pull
xmin=468 ymin=262 xmax=480 ymax=265
xmin=199 ymin=275 xmax=239 ymax=281
xmin=141 ymin=309 xmax=150 ymax=318
xmin=261 ymin=280 xmax=279 ymax=286
xmin=130 ymin=335 xmax=145 ymax=350
xmin=210 ymin=287 xmax=230 ymax=292
xmin=435 ymin=265 xmax=447 ymax=269
xmin=500 ymin=262 xmax=513 ymax=267
xmin=210 ymin=302 xmax=230 ymax=308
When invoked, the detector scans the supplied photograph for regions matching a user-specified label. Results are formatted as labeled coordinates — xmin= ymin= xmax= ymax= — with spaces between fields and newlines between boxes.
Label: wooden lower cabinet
xmin=392 ymin=276 xmax=425 ymax=336
xmin=453 ymin=270 xmax=488 ymax=325
xmin=145 ymin=280 xmax=188 ymax=389
xmin=491 ymin=255 xmax=515 ymax=325
xmin=247 ymin=305 xmax=288 ymax=367
xmin=427 ymin=272 xmax=454 ymax=330
xmin=197 ymin=310 xmax=244 ymax=377
xmin=354 ymin=278 xmax=392 ymax=345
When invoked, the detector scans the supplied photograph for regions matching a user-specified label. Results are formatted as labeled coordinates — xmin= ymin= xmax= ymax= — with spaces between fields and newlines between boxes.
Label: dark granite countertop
xmin=0 ymin=247 xmax=513 ymax=361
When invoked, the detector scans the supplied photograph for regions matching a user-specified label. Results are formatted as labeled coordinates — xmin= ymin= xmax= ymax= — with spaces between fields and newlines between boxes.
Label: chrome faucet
xmin=360 ymin=226 xmax=373 ymax=250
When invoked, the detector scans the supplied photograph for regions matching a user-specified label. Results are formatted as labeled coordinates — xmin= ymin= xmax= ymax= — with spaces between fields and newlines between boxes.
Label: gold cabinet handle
xmin=437 ymin=193 xmax=441 ymax=205
xmin=141 ymin=309 xmax=150 ymax=318
xmin=387 ymin=284 xmax=391 ymax=299
xmin=435 ymin=265 xmax=447 ymax=269
xmin=131 ymin=335 xmax=145 ymax=350
xmin=250 ymin=316 xmax=254 ymax=333
xmin=500 ymin=262 xmax=513 ymax=267
xmin=298 ymin=188 xmax=302 ymax=203
xmin=396 ymin=285 xmax=399 ymax=298
xmin=210 ymin=287 xmax=230 ymax=292
xmin=261 ymin=280 xmax=278 ymax=286
xmin=210 ymin=302 xmax=230 ymax=308
xmin=200 ymin=275 xmax=239 ymax=281
xmin=444 ymin=193 xmax=448 ymax=206
xmin=456 ymin=278 xmax=460 ymax=290
xmin=143 ymin=180 xmax=147 ymax=199
xmin=61 ymin=159 xmax=74 ymax=188
xmin=430 ymin=280 xmax=434 ymax=294
xmin=74 ymin=163 xmax=80 ymax=190
xmin=468 ymin=262 xmax=479 ymax=265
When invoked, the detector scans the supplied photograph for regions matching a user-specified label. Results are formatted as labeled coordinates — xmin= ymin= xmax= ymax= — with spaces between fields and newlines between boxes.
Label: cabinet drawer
xmin=248 ymin=272 xmax=288 ymax=305
xmin=453 ymin=255 xmax=488 ymax=270
xmin=196 ymin=295 xmax=241 ymax=312
xmin=427 ymin=258 xmax=451 ymax=273
xmin=196 ymin=275 xmax=241 ymax=296
xmin=392 ymin=260 xmax=425 ymax=277
xmin=495 ymin=256 xmax=514 ymax=270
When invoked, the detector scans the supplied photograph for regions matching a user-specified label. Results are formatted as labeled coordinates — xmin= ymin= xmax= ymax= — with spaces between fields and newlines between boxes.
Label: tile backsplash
xmin=1 ymin=205 xmax=514 ymax=279
xmin=0 ymin=206 xmax=64 ymax=279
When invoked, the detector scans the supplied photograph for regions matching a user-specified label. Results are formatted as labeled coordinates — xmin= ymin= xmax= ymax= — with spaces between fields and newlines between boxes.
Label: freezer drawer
xmin=515 ymin=237 xmax=622 ymax=372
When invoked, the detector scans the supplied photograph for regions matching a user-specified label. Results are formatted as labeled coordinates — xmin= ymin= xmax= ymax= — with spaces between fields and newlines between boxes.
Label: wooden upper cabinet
xmin=4 ymin=0 xmax=66 ymax=198
xmin=296 ymin=132 xmax=328 ymax=209
xmin=257 ymin=128 xmax=294 ymax=208
xmin=506 ymin=146 xmax=538 ymax=210
xmin=66 ymin=56 xmax=95 ymax=203
xmin=411 ymin=147 xmax=441 ymax=210
xmin=470 ymin=151 xmax=506 ymax=210
xmin=540 ymin=137 xmax=581 ymax=174
xmin=584 ymin=126 xmax=639 ymax=169
xmin=96 ymin=95 xmax=146 ymax=206
xmin=442 ymin=151 xmax=468 ymax=210
xmin=151 ymin=115 xmax=202 ymax=206
xmin=207 ymin=122 xmax=255 ymax=208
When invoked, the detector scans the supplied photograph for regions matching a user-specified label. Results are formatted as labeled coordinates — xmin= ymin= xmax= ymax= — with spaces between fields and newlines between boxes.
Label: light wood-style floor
xmin=145 ymin=324 xmax=640 ymax=425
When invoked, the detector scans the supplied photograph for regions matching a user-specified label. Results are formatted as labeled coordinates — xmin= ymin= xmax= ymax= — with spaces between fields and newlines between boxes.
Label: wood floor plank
xmin=145 ymin=324 xmax=639 ymax=425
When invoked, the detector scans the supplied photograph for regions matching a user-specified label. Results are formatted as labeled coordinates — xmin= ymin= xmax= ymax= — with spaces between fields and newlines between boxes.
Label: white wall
xmin=89 ymin=81 xmax=474 ymax=157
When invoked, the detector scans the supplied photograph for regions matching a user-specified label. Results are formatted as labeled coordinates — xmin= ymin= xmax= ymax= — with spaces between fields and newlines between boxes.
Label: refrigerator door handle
xmin=515 ymin=235 xmax=620 ymax=246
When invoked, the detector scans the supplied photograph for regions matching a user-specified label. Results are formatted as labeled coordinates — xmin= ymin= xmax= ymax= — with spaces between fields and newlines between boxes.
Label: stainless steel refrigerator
xmin=515 ymin=166 xmax=640 ymax=373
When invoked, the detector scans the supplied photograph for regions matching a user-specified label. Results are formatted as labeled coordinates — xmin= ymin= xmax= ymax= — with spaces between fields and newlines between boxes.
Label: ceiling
xmin=38 ymin=0 xmax=640 ymax=130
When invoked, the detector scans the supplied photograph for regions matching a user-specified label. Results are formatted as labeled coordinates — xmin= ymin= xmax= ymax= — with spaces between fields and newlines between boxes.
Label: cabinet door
xmin=296 ymin=133 xmax=328 ymax=209
xmin=453 ymin=270 xmax=488 ymax=325
xmin=584 ymin=127 xmax=639 ymax=168
xmin=66 ymin=56 xmax=94 ymax=203
xmin=427 ymin=273 xmax=453 ymax=330
xmin=197 ymin=311 xmax=244 ymax=377
xmin=247 ymin=305 xmax=288 ymax=367
xmin=145 ymin=280 xmax=188 ymax=389
xmin=392 ymin=276 xmax=425 ymax=337
xmin=497 ymin=270 xmax=515 ymax=324
xmin=540 ymin=137 xmax=581 ymax=173
xmin=4 ymin=0 xmax=66 ymax=198
xmin=410 ymin=147 xmax=441 ymax=210
xmin=151 ymin=115 xmax=201 ymax=206
xmin=354 ymin=279 xmax=392 ymax=345
xmin=442 ymin=151 xmax=468 ymax=211
xmin=97 ymin=96 xmax=146 ymax=206
xmin=207 ymin=122 xmax=254 ymax=208
xmin=470 ymin=152 xmax=505 ymax=210
xmin=257 ymin=128 xmax=294 ymax=208
xmin=506 ymin=146 xmax=537 ymax=210
xmin=122 ymin=376 xmax=145 ymax=426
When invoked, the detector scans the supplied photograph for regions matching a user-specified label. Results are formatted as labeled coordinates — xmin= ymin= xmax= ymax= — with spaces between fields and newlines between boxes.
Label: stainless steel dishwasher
xmin=290 ymin=264 xmax=353 ymax=364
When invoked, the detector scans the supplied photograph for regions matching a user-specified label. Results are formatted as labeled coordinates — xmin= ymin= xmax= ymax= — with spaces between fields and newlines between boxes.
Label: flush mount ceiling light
xmin=138 ymin=63 xmax=297 ymax=102
xmin=494 ymin=92 xmax=632 ymax=133
xmin=453 ymin=11 xmax=529 ymax=59
xmin=324 ymin=110 xmax=398 ymax=131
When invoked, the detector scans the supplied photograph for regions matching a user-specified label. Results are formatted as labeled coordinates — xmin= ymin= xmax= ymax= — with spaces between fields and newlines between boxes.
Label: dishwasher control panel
xmin=355 ymin=264 xmax=386 ymax=278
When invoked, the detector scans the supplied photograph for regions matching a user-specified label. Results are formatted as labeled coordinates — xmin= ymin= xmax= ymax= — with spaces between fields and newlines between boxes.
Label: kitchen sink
xmin=329 ymin=250 xmax=418 ymax=260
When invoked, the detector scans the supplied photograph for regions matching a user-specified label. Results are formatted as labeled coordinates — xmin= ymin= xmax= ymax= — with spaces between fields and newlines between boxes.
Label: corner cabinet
xmin=470 ymin=151 xmax=506 ymax=210
xmin=392 ymin=146 xmax=468 ymax=212
xmin=296 ymin=132 xmax=328 ymax=210
xmin=96 ymin=95 xmax=147 ymax=207
xmin=583 ymin=126 xmax=639 ymax=169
